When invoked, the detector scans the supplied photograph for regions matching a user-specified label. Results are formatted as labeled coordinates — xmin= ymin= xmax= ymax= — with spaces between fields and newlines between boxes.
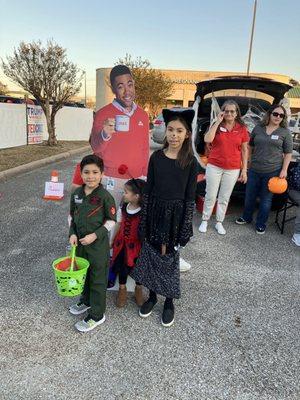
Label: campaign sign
xmin=27 ymin=105 xmax=44 ymax=144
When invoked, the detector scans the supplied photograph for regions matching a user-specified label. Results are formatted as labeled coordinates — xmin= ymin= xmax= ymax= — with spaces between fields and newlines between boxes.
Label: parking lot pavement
xmin=0 ymin=152 xmax=299 ymax=400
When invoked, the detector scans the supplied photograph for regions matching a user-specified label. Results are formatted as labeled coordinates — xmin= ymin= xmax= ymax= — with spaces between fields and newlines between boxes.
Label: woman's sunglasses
xmin=271 ymin=112 xmax=285 ymax=119
xmin=224 ymin=110 xmax=236 ymax=114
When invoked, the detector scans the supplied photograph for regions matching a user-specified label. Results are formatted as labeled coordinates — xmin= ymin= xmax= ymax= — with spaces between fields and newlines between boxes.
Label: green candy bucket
xmin=52 ymin=245 xmax=89 ymax=297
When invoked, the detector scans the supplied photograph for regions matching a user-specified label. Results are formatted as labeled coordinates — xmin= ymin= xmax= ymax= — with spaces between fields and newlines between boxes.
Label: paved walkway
xmin=0 ymin=152 xmax=299 ymax=400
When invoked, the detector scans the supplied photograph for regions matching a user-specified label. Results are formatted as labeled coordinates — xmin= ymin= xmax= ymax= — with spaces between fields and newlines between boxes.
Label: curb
xmin=0 ymin=145 xmax=91 ymax=182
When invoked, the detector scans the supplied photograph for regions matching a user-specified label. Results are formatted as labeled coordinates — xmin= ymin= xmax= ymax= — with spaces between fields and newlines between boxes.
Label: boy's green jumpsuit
xmin=69 ymin=184 xmax=116 ymax=319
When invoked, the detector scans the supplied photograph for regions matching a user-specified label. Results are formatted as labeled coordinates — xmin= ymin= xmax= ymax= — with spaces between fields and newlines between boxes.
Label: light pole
xmin=83 ymin=70 xmax=87 ymax=106
xmin=246 ymin=0 xmax=257 ymax=76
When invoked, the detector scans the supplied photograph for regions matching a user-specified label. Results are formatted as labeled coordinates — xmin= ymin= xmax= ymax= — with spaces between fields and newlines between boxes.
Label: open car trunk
xmin=194 ymin=76 xmax=293 ymax=204
xmin=195 ymin=76 xmax=292 ymax=104
xmin=194 ymin=76 xmax=292 ymax=156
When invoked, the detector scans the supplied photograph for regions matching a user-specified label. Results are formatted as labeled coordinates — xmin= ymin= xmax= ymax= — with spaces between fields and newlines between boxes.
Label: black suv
xmin=194 ymin=76 xmax=294 ymax=204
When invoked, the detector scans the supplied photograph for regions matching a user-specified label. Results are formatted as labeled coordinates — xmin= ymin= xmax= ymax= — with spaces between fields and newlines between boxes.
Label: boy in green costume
xmin=69 ymin=154 xmax=116 ymax=332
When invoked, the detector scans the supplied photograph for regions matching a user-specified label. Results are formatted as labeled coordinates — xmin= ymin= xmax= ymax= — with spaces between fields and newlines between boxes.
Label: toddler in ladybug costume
xmin=111 ymin=178 xmax=146 ymax=307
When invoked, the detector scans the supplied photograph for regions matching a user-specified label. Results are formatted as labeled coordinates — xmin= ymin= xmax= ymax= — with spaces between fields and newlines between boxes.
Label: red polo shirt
xmin=208 ymin=123 xmax=249 ymax=170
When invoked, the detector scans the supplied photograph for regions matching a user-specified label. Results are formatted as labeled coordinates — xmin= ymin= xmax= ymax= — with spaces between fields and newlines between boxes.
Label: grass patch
xmin=0 ymin=141 xmax=90 ymax=172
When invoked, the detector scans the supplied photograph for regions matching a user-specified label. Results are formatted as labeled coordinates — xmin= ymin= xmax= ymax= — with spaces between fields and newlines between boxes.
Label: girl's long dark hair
xmin=163 ymin=116 xmax=194 ymax=169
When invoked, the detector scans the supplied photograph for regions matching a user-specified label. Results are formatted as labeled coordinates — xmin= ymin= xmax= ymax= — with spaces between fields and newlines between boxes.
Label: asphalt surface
xmin=0 ymin=146 xmax=299 ymax=400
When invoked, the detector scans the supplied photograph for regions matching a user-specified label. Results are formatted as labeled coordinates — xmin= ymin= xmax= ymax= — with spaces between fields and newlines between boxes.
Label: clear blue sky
xmin=1 ymin=0 xmax=299 ymax=96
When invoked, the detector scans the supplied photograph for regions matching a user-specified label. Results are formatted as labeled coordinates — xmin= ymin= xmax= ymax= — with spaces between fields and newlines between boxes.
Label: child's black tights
xmin=149 ymin=290 xmax=173 ymax=308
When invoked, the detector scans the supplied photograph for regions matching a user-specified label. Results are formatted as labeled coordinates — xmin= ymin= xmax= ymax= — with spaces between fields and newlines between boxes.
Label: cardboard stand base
xmin=43 ymin=195 xmax=64 ymax=201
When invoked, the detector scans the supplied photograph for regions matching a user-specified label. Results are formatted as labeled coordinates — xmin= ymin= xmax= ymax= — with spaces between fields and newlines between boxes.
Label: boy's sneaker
xmin=235 ymin=217 xmax=248 ymax=225
xmin=161 ymin=303 xmax=175 ymax=327
xmin=69 ymin=302 xmax=91 ymax=315
xmin=215 ymin=222 xmax=226 ymax=235
xmin=198 ymin=221 xmax=208 ymax=233
xmin=75 ymin=314 xmax=105 ymax=333
xmin=139 ymin=298 xmax=157 ymax=318
xmin=256 ymin=227 xmax=266 ymax=235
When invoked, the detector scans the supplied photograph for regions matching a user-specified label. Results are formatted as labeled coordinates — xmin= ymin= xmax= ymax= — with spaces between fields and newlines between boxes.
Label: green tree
xmin=115 ymin=54 xmax=174 ymax=118
xmin=2 ymin=40 xmax=83 ymax=145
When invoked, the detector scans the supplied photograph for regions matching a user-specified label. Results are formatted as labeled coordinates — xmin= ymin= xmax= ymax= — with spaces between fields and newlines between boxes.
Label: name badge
xmin=271 ymin=135 xmax=279 ymax=140
xmin=106 ymin=177 xmax=115 ymax=191
xmin=74 ymin=196 xmax=83 ymax=204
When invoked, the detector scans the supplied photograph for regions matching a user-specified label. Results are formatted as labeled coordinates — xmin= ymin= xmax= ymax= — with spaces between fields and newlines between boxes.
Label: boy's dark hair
xmin=110 ymin=65 xmax=132 ymax=87
xmin=80 ymin=154 xmax=104 ymax=172
xmin=125 ymin=178 xmax=146 ymax=205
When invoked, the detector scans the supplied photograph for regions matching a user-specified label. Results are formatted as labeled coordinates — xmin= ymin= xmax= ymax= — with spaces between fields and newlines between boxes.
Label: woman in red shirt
xmin=199 ymin=100 xmax=249 ymax=235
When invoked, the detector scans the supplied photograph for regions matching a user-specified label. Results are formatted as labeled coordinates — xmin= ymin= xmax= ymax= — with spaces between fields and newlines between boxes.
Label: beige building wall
xmin=96 ymin=67 xmax=300 ymax=112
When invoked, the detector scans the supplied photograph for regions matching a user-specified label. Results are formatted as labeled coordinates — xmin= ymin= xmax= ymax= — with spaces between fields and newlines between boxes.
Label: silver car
xmin=151 ymin=107 xmax=191 ymax=144
xmin=151 ymin=113 xmax=165 ymax=144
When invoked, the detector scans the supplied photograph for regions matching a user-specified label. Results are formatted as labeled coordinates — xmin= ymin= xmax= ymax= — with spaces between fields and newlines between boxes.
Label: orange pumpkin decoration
xmin=268 ymin=177 xmax=288 ymax=194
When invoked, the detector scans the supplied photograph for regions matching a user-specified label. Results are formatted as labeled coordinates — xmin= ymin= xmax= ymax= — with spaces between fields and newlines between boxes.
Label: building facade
xmin=96 ymin=68 xmax=300 ymax=114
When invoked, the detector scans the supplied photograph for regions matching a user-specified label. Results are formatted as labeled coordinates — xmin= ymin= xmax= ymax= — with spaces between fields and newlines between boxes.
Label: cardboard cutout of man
xmin=72 ymin=65 xmax=192 ymax=273
xmin=72 ymin=65 xmax=149 ymax=207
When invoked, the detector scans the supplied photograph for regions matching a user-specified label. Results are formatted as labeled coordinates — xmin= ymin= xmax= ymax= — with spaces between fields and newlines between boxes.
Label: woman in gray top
xmin=236 ymin=105 xmax=293 ymax=234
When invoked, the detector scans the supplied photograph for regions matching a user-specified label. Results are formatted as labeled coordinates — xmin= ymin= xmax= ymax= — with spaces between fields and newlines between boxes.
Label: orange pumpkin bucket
xmin=268 ymin=177 xmax=288 ymax=194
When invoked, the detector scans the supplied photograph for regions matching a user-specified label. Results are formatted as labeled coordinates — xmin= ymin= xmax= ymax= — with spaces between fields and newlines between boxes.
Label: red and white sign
xmin=43 ymin=182 xmax=64 ymax=200
xmin=27 ymin=105 xmax=44 ymax=144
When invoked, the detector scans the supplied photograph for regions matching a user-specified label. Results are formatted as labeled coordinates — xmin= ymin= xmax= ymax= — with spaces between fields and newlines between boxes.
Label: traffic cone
xmin=50 ymin=170 xmax=59 ymax=182
xmin=43 ymin=170 xmax=64 ymax=201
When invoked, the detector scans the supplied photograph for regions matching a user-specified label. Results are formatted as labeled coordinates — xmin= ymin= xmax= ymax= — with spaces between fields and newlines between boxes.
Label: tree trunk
xmin=49 ymin=112 xmax=57 ymax=146
xmin=44 ymin=101 xmax=57 ymax=146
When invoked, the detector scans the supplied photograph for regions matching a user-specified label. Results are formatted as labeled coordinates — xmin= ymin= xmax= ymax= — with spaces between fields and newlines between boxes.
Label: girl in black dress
xmin=131 ymin=108 xmax=198 ymax=327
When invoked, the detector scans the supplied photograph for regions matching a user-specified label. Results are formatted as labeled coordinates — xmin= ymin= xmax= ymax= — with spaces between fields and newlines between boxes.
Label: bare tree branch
xmin=2 ymin=40 xmax=83 ymax=145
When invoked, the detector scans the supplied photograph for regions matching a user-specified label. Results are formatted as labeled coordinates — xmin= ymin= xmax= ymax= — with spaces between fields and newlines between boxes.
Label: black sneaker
xmin=235 ymin=217 xmax=248 ymax=225
xmin=161 ymin=303 xmax=175 ymax=327
xmin=256 ymin=227 xmax=266 ymax=235
xmin=139 ymin=298 xmax=157 ymax=318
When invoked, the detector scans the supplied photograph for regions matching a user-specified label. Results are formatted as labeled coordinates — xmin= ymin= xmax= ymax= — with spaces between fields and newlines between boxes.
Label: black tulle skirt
xmin=146 ymin=195 xmax=184 ymax=250
xmin=131 ymin=241 xmax=180 ymax=298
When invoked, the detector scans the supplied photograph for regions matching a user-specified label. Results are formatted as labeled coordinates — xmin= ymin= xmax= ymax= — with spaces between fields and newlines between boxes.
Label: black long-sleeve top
xmin=145 ymin=150 xmax=198 ymax=201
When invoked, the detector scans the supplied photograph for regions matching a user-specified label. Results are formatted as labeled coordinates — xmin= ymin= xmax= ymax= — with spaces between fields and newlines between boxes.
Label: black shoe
xmin=235 ymin=217 xmax=249 ymax=225
xmin=139 ymin=298 xmax=157 ymax=318
xmin=256 ymin=227 xmax=266 ymax=235
xmin=161 ymin=303 xmax=175 ymax=327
